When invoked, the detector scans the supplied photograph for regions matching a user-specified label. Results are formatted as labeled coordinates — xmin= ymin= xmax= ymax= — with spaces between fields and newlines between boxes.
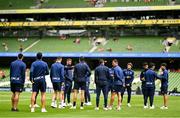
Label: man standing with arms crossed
xmin=30 ymin=52 xmax=49 ymax=112
xmin=70 ymin=57 xmax=91 ymax=110
xmin=10 ymin=53 xmax=26 ymax=112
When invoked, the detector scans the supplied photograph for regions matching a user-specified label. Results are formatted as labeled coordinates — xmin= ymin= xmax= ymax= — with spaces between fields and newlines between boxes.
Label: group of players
xmin=10 ymin=52 xmax=169 ymax=112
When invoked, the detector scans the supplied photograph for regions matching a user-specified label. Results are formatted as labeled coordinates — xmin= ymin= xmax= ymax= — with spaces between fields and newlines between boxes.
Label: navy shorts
xmin=74 ymin=82 xmax=86 ymax=90
xmin=32 ymin=81 xmax=46 ymax=92
xmin=52 ymin=82 xmax=64 ymax=91
xmin=111 ymin=85 xmax=123 ymax=93
xmin=11 ymin=83 xmax=23 ymax=93
xmin=161 ymin=86 xmax=168 ymax=95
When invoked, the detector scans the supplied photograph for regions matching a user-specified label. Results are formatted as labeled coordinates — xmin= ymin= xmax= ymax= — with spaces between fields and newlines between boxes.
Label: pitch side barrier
xmin=0 ymin=52 xmax=179 ymax=58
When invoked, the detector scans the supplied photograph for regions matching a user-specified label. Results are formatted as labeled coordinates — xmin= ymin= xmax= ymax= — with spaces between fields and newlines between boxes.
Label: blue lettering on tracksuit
xmin=73 ymin=62 xmax=91 ymax=83
xmin=122 ymin=69 xmax=134 ymax=103
xmin=123 ymin=69 xmax=134 ymax=85
xmin=10 ymin=60 xmax=26 ymax=85
xmin=50 ymin=62 xmax=64 ymax=83
xmin=30 ymin=60 xmax=49 ymax=83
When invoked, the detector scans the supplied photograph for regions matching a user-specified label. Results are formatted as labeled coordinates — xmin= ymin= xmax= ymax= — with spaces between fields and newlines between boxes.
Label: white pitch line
xmin=23 ymin=40 xmax=40 ymax=52
xmin=89 ymin=40 xmax=108 ymax=53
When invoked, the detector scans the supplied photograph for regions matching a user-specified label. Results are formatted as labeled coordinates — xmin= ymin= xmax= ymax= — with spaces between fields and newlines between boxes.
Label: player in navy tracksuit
xmin=109 ymin=59 xmax=125 ymax=111
xmin=64 ymin=58 xmax=74 ymax=106
xmin=50 ymin=57 xmax=65 ymax=109
xmin=144 ymin=63 xmax=161 ymax=109
xmin=10 ymin=53 xmax=26 ymax=112
xmin=140 ymin=62 xmax=149 ymax=108
xmin=159 ymin=63 xmax=169 ymax=110
xmin=121 ymin=63 xmax=134 ymax=107
xmin=84 ymin=76 xmax=91 ymax=106
xmin=30 ymin=52 xmax=49 ymax=112
xmin=71 ymin=57 xmax=91 ymax=109
xmin=94 ymin=59 xmax=110 ymax=110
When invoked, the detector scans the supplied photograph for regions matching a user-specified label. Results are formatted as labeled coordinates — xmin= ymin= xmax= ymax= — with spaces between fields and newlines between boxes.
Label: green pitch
xmin=0 ymin=0 xmax=169 ymax=10
xmin=0 ymin=36 xmax=179 ymax=52
xmin=0 ymin=92 xmax=180 ymax=118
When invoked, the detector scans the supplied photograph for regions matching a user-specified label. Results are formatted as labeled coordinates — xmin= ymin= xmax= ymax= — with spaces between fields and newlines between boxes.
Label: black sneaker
xmin=11 ymin=108 xmax=19 ymax=112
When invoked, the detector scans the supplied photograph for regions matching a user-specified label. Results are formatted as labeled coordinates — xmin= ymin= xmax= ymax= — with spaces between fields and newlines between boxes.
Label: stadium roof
xmin=0 ymin=5 xmax=180 ymax=14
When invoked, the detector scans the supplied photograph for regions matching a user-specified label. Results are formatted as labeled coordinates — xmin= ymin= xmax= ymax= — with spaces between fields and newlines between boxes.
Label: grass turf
xmin=0 ymin=91 xmax=180 ymax=118
xmin=1 ymin=36 xmax=179 ymax=53
xmin=0 ymin=0 xmax=169 ymax=10
xmin=0 ymin=0 xmax=35 ymax=10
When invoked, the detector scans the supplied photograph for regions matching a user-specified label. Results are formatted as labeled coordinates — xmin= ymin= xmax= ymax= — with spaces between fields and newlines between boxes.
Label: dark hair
xmin=18 ymin=53 xmax=23 ymax=59
xmin=36 ymin=52 xmax=42 ymax=60
xmin=142 ymin=62 xmax=148 ymax=66
xmin=161 ymin=63 xmax=167 ymax=67
xmin=79 ymin=56 xmax=85 ymax=62
xmin=99 ymin=59 xmax=105 ymax=64
xmin=149 ymin=63 xmax=155 ymax=68
xmin=112 ymin=59 xmax=118 ymax=64
xmin=57 ymin=57 xmax=62 ymax=60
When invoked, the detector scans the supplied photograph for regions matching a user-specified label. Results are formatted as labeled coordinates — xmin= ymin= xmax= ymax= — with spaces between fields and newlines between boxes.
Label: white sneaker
xmin=86 ymin=102 xmax=92 ymax=106
xmin=144 ymin=106 xmax=148 ymax=109
xmin=117 ymin=107 xmax=121 ymax=111
xmin=41 ymin=108 xmax=47 ymax=112
xmin=70 ymin=106 xmax=76 ymax=109
xmin=67 ymin=103 xmax=72 ymax=107
xmin=58 ymin=105 xmax=65 ymax=109
xmin=149 ymin=105 xmax=155 ymax=109
xmin=34 ymin=104 xmax=40 ymax=108
xmin=95 ymin=107 xmax=99 ymax=110
xmin=127 ymin=103 xmax=131 ymax=107
xmin=51 ymin=102 xmax=57 ymax=108
xmin=62 ymin=103 xmax=67 ymax=107
xmin=31 ymin=108 xmax=35 ymax=112
xmin=103 ymin=107 xmax=108 ymax=111
xmin=160 ymin=106 xmax=168 ymax=110
xmin=80 ymin=107 xmax=84 ymax=110
xmin=108 ymin=106 xmax=112 ymax=110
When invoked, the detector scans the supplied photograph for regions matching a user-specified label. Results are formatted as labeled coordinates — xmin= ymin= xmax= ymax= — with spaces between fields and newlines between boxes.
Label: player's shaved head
xmin=36 ymin=52 xmax=43 ymax=60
